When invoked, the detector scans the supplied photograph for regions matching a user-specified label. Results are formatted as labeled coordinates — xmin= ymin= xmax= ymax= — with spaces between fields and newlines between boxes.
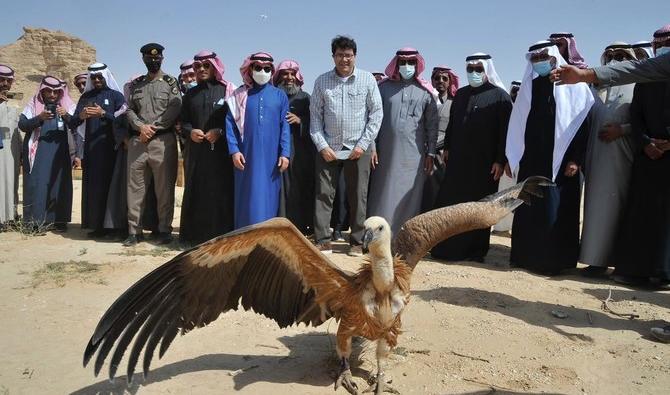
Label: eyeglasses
xmin=398 ymin=59 xmax=417 ymax=66
xmin=193 ymin=61 xmax=211 ymax=70
xmin=432 ymin=75 xmax=449 ymax=82
xmin=333 ymin=53 xmax=355 ymax=60
xmin=466 ymin=65 xmax=485 ymax=73
xmin=253 ymin=65 xmax=272 ymax=73
xmin=90 ymin=74 xmax=105 ymax=81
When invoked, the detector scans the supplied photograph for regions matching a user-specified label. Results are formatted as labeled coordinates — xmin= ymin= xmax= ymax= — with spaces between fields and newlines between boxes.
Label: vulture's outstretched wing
xmin=83 ymin=218 xmax=352 ymax=382
xmin=393 ymin=176 xmax=552 ymax=269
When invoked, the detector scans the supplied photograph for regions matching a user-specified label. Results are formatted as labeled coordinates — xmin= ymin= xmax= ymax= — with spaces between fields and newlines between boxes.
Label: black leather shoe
xmin=157 ymin=232 xmax=173 ymax=245
xmin=53 ymin=223 xmax=68 ymax=233
xmin=122 ymin=234 xmax=143 ymax=247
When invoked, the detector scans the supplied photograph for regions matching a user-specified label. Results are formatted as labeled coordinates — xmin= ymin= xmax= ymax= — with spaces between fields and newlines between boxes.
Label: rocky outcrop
xmin=0 ymin=27 xmax=96 ymax=106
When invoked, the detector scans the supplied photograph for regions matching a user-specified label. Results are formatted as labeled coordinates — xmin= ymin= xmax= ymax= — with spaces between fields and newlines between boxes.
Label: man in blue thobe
xmin=225 ymin=52 xmax=290 ymax=228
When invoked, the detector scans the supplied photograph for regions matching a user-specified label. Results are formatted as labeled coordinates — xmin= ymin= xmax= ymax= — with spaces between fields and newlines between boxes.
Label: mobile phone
xmin=46 ymin=103 xmax=57 ymax=115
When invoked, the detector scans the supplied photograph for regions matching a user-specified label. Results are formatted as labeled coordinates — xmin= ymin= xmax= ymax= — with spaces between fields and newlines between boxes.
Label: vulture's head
xmin=362 ymin=216 xmax=392 ymax=255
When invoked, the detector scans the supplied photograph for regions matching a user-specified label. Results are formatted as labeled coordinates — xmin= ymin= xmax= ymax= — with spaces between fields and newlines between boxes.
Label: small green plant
xmin=28 ymin=260 xmax=105 ymax=288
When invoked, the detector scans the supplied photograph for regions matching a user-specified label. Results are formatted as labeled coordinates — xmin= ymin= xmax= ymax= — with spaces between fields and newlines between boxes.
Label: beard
xmin=278 ymin=81 xmax=300 ymax=96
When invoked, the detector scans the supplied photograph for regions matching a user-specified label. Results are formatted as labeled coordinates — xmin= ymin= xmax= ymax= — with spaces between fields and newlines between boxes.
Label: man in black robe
xmin=612 ymin=28 xmax=670 ymax=287
xmin=431 ymin=54 xmax=512 ymax=262
xmin=178 ymin=50 xmax=235 ymax=246
xmin=506 ymin=41 xmax=594 ymax=275
xmin=70 ymin=63 xmax=127 ymax=238
xmin=274 ymin=60 xmax=315 ymax=235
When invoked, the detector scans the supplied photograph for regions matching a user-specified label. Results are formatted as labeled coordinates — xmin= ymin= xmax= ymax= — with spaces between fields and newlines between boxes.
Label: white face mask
xmin=252 ymin=70 xmax=272 ymax=85
xmin=398 ymin=64 xmax=415 ymax=80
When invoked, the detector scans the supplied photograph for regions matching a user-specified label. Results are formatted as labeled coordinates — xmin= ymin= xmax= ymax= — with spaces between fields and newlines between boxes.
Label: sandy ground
xmin=1 ymin=180 xmax=669 ymax=395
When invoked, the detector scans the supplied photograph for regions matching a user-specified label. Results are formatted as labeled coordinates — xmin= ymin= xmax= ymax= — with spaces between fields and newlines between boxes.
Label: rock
xmin=0 ymin=27 xmax=96 ymax=107
xmin=551 ymin=309 xmax=569 ymax=319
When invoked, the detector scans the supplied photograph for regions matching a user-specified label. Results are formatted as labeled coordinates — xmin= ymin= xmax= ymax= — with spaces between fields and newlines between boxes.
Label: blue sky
xmin=1 ymin=0 xmax=668 ymax=92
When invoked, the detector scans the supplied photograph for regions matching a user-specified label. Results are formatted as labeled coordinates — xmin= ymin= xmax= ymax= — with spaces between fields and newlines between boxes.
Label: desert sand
xmin=1 ymin=181 xmax=669 ymax=395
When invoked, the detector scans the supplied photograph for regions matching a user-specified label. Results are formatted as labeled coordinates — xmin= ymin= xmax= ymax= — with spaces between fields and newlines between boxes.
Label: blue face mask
xmin=186 ymin=81 xmax=197 ymax=90
xmin=656 ymin=46 xmax=670 ymax=57
xmin=532 ymin=60 xmax=554 ymax=77
xmin=398 ymin=64 xmax=415 ymax=80
xmin=467 ymin=71 xmax=485 ymax=87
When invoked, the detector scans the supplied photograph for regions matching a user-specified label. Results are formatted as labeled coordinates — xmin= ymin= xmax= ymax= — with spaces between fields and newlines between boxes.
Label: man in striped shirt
xmin=310 ymin=35 xmax=383 ymax=256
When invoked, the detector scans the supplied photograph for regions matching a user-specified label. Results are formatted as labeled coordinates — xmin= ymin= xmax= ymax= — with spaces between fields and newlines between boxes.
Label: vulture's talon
xmin=364 ymin=373 xmax=399 ymax=394
xmin=335 ymin=368 xmax=359 ymax=394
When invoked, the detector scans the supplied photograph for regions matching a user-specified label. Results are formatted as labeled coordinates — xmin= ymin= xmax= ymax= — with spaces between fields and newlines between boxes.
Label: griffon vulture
xmin=83 ymin=176 xmax=550 ymax=394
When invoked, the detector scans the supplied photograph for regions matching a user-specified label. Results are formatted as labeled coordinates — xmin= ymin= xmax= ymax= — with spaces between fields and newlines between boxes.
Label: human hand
xmin=286 ymin=112 xmax=301 ymax=125
xmin=370 ymin=151 xmax=379 ymax=170
xmin=232 ymin=152 xmax=246 ymax=170
xmin=348 ymin=146 xmax=364 ymax=160
xmin=491 ymin=162 xmax=503 ymax=181
xmin=278 ymin=156 xmax=289 ymax=172
xmin=38 ymin=110 xmax=55 ymax=121
xmin=442 ymin=149 xmax=449 ymax=163
xmin=424 ymin=155 xmax=434 ymax=175
xmin=320 ymin=147 xmax=337 ymax=162
xmin=190 ymin=129 xmax=205 ymax=143
xmin=644 ymin=142 xmax=664 ymax=160
xmin=204 ymin=129 xmax=221 ymax=144
xmin=564 ymin=161 xmax=579 ymax=177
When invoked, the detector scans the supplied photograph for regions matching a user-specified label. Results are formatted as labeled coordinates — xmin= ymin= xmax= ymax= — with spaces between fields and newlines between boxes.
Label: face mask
xmin=186 ymin=81 xmax=197 ymax=89
xmin=467 ymin=71 xmax=485 ymax=87
xmin=144 ymin=60 xmax=162 ymax=73
xmin=252 ymin=70 xmax=272 ymax=85
xmin=656 ymin=46 xmax=670 ymax=57
xmin=532 ymin=60 xmax=553 ymax=77
xmin=398 ymin=64 xmax=415 ymax=80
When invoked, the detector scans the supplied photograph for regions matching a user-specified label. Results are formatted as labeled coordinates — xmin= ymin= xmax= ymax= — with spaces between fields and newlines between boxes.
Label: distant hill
xmin=0 ymin=27 xmax=96 ymax=107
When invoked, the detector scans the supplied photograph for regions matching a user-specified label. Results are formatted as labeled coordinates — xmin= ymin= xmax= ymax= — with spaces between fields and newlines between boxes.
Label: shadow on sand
xmin=70 ymin=332 xmax=375 ymax=395
xmin=413 ymin=287 xmax=665 ymax=342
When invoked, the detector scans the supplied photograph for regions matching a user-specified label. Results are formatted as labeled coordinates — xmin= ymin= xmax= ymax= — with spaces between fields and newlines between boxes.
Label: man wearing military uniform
xmin=123 ymin=43 xmax=182 ymax=246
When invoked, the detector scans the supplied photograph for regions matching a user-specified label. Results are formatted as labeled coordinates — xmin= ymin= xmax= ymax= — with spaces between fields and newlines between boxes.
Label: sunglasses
xmin=466 ymin=65 xmax=485 ymax=73
xmin=605 ymin=52 xmax=630 ymax=62
xmin=253 ymin=65 xmax=272 ymax=73
xmin=398 ymin=59 xmax=417 ymax=66
xmin=432 ymin=75 xmax=449 ymax=82
xmin=90 ymin=74 xmax=105 ymax=81
xmin=193 ymin=61 xmax=211 ymax=70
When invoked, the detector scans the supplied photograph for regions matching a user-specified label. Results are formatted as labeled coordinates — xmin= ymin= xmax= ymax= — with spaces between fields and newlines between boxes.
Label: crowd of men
xmin=0 ymin=28 xmax=669 ymax=300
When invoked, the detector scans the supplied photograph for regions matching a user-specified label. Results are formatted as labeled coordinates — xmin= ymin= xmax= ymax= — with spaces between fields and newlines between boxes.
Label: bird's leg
xmin=334 ymin=334 xmax=358 ymax=394
xmin=364 ymin=340 xmax=399 ymax=394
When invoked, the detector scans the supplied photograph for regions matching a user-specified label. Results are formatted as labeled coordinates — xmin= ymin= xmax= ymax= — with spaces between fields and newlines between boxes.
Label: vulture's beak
xmin=362 ymin=228 xmax=374 ymax=254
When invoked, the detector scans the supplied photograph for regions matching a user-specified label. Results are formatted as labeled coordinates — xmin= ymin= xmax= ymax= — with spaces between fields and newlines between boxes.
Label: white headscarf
xmin=505 ymin=41 xmax=594 ymax=181
xmin=84 ymin=63 xmax=122 ymax=93
xmin=632 ymin=41 xmax=655 ymax=59
xmin=465 ymin=53 xmax=505 ymax=90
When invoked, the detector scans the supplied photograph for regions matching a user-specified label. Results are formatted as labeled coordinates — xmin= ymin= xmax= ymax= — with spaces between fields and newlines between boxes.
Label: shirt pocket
xmin=347 ymin=88 xmax=367 ymax=116
xmin=155 ymin=93 xmax=169 ymax=111
xmin=132 ymin=93 xmax=144 ymax=110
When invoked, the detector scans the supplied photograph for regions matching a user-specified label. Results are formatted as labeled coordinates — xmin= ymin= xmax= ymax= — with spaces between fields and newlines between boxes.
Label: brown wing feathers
xmin=393 ymin=176 xmax=552 ymax=269
xmin=83 ymin=218 xmax=352 ymax=382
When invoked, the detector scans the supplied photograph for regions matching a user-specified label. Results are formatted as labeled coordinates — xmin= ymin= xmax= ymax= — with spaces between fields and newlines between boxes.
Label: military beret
xmin=140 ymin=43 xmax=165 ymax=56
